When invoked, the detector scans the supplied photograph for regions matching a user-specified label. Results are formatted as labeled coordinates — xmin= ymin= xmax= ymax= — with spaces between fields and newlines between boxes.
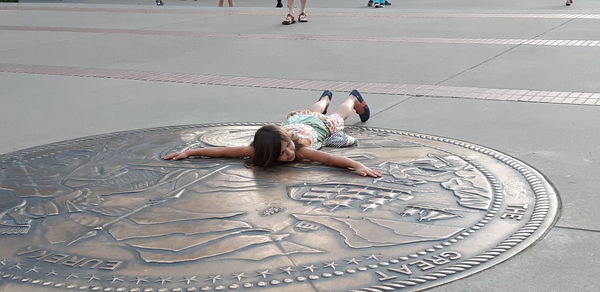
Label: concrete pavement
xmin=1 ymin=0 xmax=600 ymax=291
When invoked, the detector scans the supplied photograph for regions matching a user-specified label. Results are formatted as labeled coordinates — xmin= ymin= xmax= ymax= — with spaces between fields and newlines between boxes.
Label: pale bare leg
xmin=287 ymin=0 xmax=295 ymax=16
xmin=333 ymin=95 xmax=360 ymax=120
xmin=287 ymin=0 xmax=307 ymax=16
xmin=308 ymin=97 xmax=330 ymax=114
xmin=299 ymin=0 xmax=307 ymax=15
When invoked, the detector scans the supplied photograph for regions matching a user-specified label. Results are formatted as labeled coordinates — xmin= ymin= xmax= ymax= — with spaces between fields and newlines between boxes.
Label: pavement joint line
xmin=2 ymin=6 xmax=600 ymax=19
xmin=554 ymin=225 xmax=600 ymax=233
xmin=1 ymin=63 xmax=599 ymax=107
xmin=2 ymin=25 xmax=600 ymax=48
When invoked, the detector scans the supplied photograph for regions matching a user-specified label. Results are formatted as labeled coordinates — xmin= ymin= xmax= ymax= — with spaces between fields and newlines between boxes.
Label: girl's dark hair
xmin=251 ymin=125 xmax=289 ymax=169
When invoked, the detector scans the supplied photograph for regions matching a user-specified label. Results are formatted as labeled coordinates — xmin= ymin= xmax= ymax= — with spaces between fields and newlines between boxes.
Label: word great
xmin=376 ymin=251 xmax=461 ymax=281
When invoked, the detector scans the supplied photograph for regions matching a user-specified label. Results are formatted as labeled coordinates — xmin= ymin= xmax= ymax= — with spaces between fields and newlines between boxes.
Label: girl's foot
xmin=276 ymin=1 xmax=283 ymax=7
xmin=319 ymin=90 xmax=333 ymax=114
xmin=350 ymin=89 xmax=370 ymax=122
xmin=565 ymin=0 xmax=572 ymax=5
xmin=156 ymin=0 xmax=164 ymax=5
xmin=282 ymin=14 xmax=296 ymax=25
xmin=298 ymin=12 xmax=308 ymax=22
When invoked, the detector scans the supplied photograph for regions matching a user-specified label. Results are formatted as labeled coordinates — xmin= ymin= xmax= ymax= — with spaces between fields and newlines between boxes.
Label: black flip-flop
xmin=350 ymin=89 xmax=370 ymax=122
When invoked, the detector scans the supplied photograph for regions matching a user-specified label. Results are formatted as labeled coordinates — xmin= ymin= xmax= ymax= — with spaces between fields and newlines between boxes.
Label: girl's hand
xmin=355 ymin=166 xmax=382 ymax=178
xmin=163 ymin=151 xmax=189 ymax=160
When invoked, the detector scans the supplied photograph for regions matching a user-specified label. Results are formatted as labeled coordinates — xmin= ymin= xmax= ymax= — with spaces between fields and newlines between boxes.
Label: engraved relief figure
xmin=1 ymin=130 xmax=325 ymax=265
xmin=375 ymin=154 xmax=492 ymax=210
xmin=0 ymin=142 xmax=177 ymax=238
xmin=0 ymin=187 xmax=30 ymax=235
xmin=47 ymin=163 xmax=322 ymax=263
xmin=104 ymin=166 xmax=323 ymax=264
xmin=287 ymin=154 xmax=492 ymax=249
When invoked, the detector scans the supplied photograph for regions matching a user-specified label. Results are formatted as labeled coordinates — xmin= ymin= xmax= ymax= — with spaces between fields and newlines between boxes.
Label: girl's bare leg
xmin=308 ymin=97 xmax=330 ymax=114
xmin=333 ymin=94 xmax=359 ymax=120
xmin=287 ymin=0 xmax=295 ymax=15
xmin=228 ymin=0 xmax=233 ymax=6
xmin=299 ymin=0 xmax=307 ymax=14
xmin=218 ymin=0 xmax=224 ymax=6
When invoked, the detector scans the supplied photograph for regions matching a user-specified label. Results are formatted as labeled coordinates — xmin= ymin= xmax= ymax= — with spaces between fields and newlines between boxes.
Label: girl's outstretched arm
xmin=298 ymin=148 xmax=382 ymax=178
xmin=163 ymin=146 xmax=254 ymax=160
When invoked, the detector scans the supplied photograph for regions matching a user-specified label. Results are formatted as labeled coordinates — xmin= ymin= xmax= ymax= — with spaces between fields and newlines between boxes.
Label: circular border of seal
xmin=0 ymin=123 xmax=561 ymax=292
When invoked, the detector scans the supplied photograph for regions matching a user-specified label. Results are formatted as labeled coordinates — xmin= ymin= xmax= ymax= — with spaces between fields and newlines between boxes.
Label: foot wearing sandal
xmin=319 ymin=90 xmax=333 ymax=114
xmin=298 ymin=12 xmax=308 ymax=22
xmin=350 ymin=89 xmax=370 ymax=122
xmin=282 ymin=14 xmax=296 ymax=25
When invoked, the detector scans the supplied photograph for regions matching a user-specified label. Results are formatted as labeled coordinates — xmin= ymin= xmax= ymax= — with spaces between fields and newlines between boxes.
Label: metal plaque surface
xmin=0 ymin=123 xmax=559 ymax=292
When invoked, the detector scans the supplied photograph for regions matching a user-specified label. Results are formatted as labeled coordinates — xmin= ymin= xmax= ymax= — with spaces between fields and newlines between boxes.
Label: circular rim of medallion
xmin=0 ymin=122 xmax=560 ymax=292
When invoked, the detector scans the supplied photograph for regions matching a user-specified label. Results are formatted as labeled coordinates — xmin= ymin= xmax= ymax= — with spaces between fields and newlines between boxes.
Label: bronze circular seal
xmin=0 ymin=123 xmax=559 ymax=291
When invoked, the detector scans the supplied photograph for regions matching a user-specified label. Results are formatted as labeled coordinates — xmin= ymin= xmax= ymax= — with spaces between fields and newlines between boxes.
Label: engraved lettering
xmin=375 ymin=271 xmax=398 ymax=281
xmin=440 ymin=251 xmax=462 ymax=260
xmin=62 ymin=256 xmax=87 ymax=267
xmin=98 ymin=260 xmax=124 ymax=271
xmin=426 ymin=255 xmax=450 ymax=265
xmin=43 ymin=253 xmax=69 ymax=264
xmin=409 ymin=260 xmax=435 ymax=271
xmin=501 ymin=204 xmax=529 ymax=220
xmin=15 ymin=247 xmax=123 ymax=271
xmin=79 ymin=259 xmax=103 ymax=269
xmin=27 ymin=250 xmax=51 ymax=260
xmin=376 ymin=252 xmax=462 ymax=281
xmin=387 ymin=265 xmax=412 ymax=275
xmin=16 ymin=246 xmax=40 ymax=256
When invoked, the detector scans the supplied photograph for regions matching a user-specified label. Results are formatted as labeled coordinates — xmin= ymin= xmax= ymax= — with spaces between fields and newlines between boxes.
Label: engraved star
xmin=206 ymin=275 xmax=222 ymax=284
xmin=46 ymin=269 xmax=58 ymax=276
xmin=133 ymin=276 xmax=148 ymax=285
xmin=345 ymin=258 xmax=362 ymax=265
xmin=110 ymin=276 xmax=124 ymax=283
xmin=156 ymin=277 xmax=173 ymax=285
xmin=8 ymin=262 xmax=23 ymax=270
xmin=323 ymin=262 xmax=338 ymax=270
xmin=231 ymin=273 xmax=247 ymax=282
xmin=66 ymin=273 xmax=80 ymax=280
xmin=26 ymin=266 xmax=40 ymax=273
xmin=256 ymin=270 xmax=271 ymax=279
xmin=364 ymin=254 xmax=380 ymax=261
xmin=88 ymin=274 xmax=101 ymax=282
xmin=302 ymin=265 xmax=318 ymax=273
xmin=279 ymin=266 xmax=296 ymax=275
xmin=181 ymin=276 xmax=198 ymax=285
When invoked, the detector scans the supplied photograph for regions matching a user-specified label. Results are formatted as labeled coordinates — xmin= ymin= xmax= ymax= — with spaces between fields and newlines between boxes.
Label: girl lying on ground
xmin=164 ymin=89 xmax=382 ymax=178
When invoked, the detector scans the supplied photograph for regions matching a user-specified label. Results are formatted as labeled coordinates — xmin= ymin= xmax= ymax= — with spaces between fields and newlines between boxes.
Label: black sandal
xmin=298 ymin=12 xmax=308 ymax=22
xmin=282 ymin=14 xmax=296 ymax=25
xmin=350 ymin=89 xmax=370 ymax=122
